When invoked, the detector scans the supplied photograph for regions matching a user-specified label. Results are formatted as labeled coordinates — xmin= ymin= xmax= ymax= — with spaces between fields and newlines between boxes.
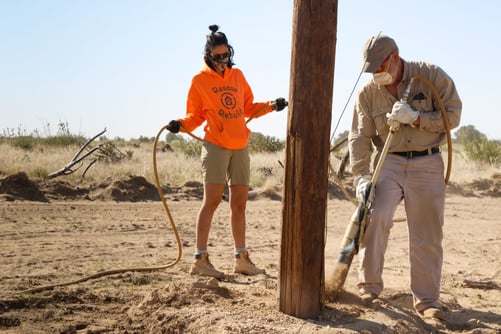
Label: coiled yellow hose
xmin=407 ymin=75 xmax=453 ymax=184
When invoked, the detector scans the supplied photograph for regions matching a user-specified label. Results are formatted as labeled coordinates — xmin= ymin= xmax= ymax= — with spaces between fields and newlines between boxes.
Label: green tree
xmin=455 ymin=125 xmax=501 ymax=165
xmin=464 ymin=138 xmax=501 ymax=165
xmin=454 ymin=125 xmax=486 ymax=144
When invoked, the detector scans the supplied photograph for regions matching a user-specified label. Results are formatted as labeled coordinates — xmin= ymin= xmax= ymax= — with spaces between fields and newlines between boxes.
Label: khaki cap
xmin=361 ymin=35 xmax=398 ymax=73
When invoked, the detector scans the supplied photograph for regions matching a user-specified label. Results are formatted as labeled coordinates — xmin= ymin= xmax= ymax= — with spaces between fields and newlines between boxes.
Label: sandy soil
xmin=0 ymin=172 xmax=500 ymax=333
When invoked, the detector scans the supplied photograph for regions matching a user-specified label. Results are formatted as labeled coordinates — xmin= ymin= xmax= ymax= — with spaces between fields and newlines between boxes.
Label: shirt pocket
xmin=410 ymin=91 xmax=433 ymax=113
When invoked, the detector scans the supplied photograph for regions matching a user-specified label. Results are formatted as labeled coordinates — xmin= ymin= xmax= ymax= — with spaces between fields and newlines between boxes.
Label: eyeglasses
xmin=211 ymin=52 xmax=230 ymax=62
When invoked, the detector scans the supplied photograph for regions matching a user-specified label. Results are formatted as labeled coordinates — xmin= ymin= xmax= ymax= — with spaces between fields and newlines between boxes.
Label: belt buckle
xmin=407 ymin=151 xmax=414 ymax=159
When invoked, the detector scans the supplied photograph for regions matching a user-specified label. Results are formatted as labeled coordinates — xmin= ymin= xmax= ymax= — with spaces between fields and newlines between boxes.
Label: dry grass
xmin=0 ymin=142 xmax=497 ymax=189
xmin=0 ymin=142 xmax=286 ymax=189
xmin=448 ymin=149 xmax=498 ymax=183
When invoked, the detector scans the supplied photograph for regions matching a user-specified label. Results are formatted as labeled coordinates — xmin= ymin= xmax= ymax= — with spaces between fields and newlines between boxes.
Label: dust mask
xmin=373 ymin=54 xmax=396 ymax=86
xmin=373 ymin=72 xmax=393 ymax=85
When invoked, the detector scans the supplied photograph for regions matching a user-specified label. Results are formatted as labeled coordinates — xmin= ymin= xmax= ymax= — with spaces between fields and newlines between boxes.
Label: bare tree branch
xmin=47 ymin=128 xmax=107 ymax=179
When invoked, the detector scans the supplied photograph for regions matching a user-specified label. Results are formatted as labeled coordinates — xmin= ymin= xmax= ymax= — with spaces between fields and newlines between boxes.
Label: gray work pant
xmin=357 ymin=152 xmax=445 ymax=312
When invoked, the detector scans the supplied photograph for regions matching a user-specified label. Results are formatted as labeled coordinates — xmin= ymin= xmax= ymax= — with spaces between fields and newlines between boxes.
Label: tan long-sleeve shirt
xmin=349 ymin=59 xmax=462 ymax=176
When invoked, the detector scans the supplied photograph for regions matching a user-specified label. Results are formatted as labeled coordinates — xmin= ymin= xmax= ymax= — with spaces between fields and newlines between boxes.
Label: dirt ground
xmin=0 ymin=172 xmax=500 ymax=333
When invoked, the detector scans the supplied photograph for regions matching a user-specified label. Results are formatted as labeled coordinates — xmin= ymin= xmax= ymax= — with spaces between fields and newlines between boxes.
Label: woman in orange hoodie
xmin=167 ymin=25 xmax=286 ymax=278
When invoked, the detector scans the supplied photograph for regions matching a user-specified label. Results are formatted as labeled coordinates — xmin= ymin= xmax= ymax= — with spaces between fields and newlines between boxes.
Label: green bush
xmin=42 ymin=135 xmax=86 ymax=146
xmin=164 ymin=131 xmax=284 ymax=157
xmin=249 ymin=132 xmax=284 ymax=153
xmin=455 ymin=125 xmax=501 ymax=165
xmin=10 ymin=136 xmax=36 ymax=150
xmin=464 ymin=138 xmax=501 ymax=165
xmin=170 ymin=139 xmax=202 ymax=158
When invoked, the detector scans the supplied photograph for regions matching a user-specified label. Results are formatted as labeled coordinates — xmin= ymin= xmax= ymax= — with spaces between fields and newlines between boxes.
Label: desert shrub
xmin=455 ymin=125 xmax=501 ymax=165
xmin=165 ymin=132 xmax=183 ymax=143
xmin=165 ymin=132 xmax=285 ymax=155
xmin=10 ymin=136 xmax=37 ymax=150
xmin=170 ymin=139 xmax=202 ymax=158
xmin=36 ymin=121 xmax=87 ymax=146
xmin=42 ymin=135 xmax=86 ymax=146
xmin=463 ymin=138 xmax=501 ymax=166
xmin=138 ymin=136 xmax=154 ymax=143
xmin=9 ymin=134 xmax=85 ymax=150
xmin=250 ymin=151 xmax=285 ymax=188
xmin=249 ymin=132 xmax=284 ymax=153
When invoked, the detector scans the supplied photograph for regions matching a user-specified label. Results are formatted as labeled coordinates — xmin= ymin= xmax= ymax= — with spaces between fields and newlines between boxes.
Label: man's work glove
xmin=354 ymin=174 xmax=373 ymax=203
xmin=274 ymin=98 xmax=287 ymax=111
xmin=166 ymin=120 xmax=181 ymax=133
xmin=386 ymin=101 xmax=420 ymax=126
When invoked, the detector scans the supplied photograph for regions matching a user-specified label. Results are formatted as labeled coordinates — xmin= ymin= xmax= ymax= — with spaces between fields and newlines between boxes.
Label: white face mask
xmin=372 ymin=54 xmax=397 ymax=86
xmin=373 ymin=72 xmax=393 ymax=85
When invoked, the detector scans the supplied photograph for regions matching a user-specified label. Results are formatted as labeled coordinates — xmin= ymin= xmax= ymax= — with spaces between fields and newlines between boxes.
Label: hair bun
xmin=209 ymin=25 xmax=219 ymax=33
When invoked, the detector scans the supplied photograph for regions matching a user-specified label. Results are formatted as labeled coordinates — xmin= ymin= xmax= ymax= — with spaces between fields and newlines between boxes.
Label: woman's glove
xmin=166 ymin=120 xmax=181 ymax=133
xmin=274 ymin=98 xmax=288 ymax=111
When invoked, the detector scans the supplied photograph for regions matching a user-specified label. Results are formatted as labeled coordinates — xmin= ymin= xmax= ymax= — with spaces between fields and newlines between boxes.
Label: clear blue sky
xmin=1 ymin=1 xmax=499 ymax=140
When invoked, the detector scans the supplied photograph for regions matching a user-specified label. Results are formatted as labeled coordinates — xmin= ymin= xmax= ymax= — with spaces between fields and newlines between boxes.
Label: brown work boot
xmin=360 ymin=292 xmax=379 ymax=303
xmin=190 ymin=253 xmax=224 ymax=278
xmin=234 ymin=251 xmax=266 ymax=275
xmin=417 ymin=307 xmax=446 ymax=329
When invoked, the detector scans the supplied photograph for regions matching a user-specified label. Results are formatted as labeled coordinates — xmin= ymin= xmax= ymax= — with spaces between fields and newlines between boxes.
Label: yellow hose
xmin=19 ymin=126 xmax=184 ymax=295
xmin=407 ymin=75 xmax=453 ymax=184
xmin=19 ymin=101 xmax=282 ymax=294
xmin=19 ymin=82 xmax=448 ymax=294
xmin=328 ymin=74 xmax=453 ymax=226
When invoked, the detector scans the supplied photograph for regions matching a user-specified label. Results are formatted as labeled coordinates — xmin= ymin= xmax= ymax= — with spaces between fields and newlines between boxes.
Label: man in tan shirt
xmin=349 ymin=34 xmax=461 ymax=327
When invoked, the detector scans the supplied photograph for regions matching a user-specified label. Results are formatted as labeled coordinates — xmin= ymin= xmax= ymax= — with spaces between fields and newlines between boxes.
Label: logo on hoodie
xmin=220 ymin=92 xmax=236 ymax=110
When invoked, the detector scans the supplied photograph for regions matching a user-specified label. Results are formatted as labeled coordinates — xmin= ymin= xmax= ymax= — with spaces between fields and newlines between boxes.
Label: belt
xmin=391 ymin=147 xmax=440 ymax=159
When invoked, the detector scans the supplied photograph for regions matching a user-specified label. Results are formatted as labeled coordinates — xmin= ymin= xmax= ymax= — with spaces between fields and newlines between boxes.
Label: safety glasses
xmin=211 ymin=52 xmax=230 ymax=62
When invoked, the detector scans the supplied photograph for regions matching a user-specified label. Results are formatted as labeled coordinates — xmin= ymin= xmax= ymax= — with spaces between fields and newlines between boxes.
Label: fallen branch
xmin=47 ymin=128 xmax=107 ymax=179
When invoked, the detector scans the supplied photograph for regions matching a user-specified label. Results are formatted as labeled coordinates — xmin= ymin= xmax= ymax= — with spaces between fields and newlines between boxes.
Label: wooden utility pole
xmin=279 ymin=0 xmax=338 ymax=318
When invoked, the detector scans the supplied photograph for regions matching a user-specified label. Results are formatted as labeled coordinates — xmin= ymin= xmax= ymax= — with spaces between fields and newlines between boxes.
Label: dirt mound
xmin=0 ymin=173 xmax=206 ymax=202
xmin=0 ymin=172 xmax=48 ymax=202
xmin=41 ymin=180 xmax=90 ymax=200
xmin=91 ymin=175 xmax=160 ymax=202
xmin=447 ymin=173 xmax=501 ymax=197
xmin=1 ymin=171 xmax=499 ymax=203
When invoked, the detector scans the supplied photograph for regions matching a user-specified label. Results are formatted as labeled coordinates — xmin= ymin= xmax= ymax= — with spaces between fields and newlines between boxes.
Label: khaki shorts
xmin=201 ymin=141 xmax=250 ymax=186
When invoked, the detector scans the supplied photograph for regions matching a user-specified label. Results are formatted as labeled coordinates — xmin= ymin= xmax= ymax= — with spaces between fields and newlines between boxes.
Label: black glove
xmin=274 ymin=98 xmax=287 ymax=111
xmin=166 ymin=120 xmax=181 ymax=133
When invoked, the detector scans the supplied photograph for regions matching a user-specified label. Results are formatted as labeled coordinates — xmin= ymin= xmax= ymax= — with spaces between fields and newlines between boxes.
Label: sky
xmin=1 ymin=1 xmax=500 ymax=141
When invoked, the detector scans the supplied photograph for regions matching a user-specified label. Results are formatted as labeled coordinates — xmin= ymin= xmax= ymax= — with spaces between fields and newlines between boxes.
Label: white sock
xmin=195 ymin=248 xmax=208 ymax=258
xmin=234 ymin=247 xmax=247 ymax=256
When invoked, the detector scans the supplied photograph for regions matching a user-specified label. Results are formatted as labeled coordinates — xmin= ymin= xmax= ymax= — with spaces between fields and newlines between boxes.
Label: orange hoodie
xmin=179 ymin=63 xmax=273 ymax=149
